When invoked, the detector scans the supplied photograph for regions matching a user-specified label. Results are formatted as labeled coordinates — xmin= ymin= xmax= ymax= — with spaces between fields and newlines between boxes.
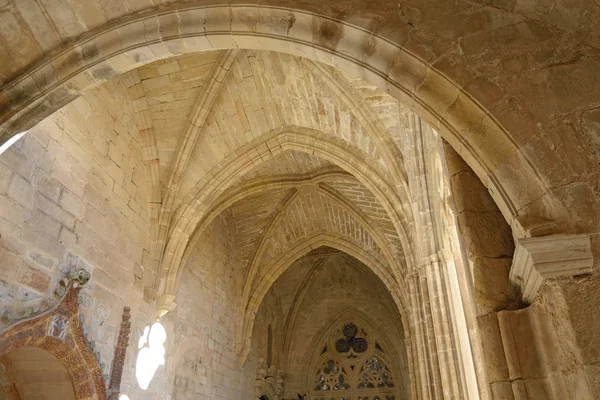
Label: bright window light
xmin=0 ymin=131 xmax=27 ymax=156
xmin=119 ymin=395 xmax=130 ymax=400
xmin=135 ymin=322 xmax=166 ymax=390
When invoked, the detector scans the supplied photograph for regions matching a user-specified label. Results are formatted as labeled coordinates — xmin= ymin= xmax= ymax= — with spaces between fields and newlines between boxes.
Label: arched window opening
xmin=267 ymin=324 xmax=273 ymax=368
xmin=308 ymin=322 xmax=400 ymax=400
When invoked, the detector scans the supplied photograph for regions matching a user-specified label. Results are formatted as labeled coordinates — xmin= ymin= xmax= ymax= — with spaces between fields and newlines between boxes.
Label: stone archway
xmin=0 ymin=4 xmax=565 ymax=240
xmin=160 ymin=126 xmax=412 ymax=316
xmin=237 ymin=232 xmax=406 ymax=364
xmin=0 ymin=278 xmax=106 ymax=400
xmin=0 ymin=347 xmax=76 ymax=399
xmin=302 ymin=311 xmax=406 ymax=400
xmin=0 ymin=4 xmax=597 ymax=400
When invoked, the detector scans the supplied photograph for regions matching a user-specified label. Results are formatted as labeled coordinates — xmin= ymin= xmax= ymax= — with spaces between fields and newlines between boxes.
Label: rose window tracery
xmin=308 ymin=322 xmax=400 ymax=400
xmin=335 ymin=323 xmax=368 ymax=357
xmin=357 ymin=356 xmax=395 ymax=390
xmin=314 ymin=359 xmax=351 ymax=391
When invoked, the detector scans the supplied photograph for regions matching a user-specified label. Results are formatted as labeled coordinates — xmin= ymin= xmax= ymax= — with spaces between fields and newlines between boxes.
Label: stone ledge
xmin=509 ymin=234 xmax=593 ymax=303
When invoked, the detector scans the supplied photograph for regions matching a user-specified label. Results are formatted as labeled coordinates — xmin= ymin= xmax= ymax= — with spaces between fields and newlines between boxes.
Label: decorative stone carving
xmin=509 ymin=234 xmax=594 ymax=302
xmin=67 ymin=268 xmax=91 ymax=288
xmin=3 ymin=268 xmax=91 ymax=325
xmin=108 ymin=307 xmax=131 ymax=400
xmin=335 ymin=322 xmax=367 ymax=355
xmin=0 ymin=278 xmax=106 ymax=399
xmin=276 ymin=369 xmax=285 ymax=399
xmin=255 ymin=357 xmax=266 ymax=398
xmin=308 ymin=320 xmax=399 ymax=399
xmin=47 ymin=315 xmax=70 ymax=341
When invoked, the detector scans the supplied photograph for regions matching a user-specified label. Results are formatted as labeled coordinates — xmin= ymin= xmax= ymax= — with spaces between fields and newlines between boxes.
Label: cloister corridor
xmin=0 ymin=2 xmax=598 ymax=399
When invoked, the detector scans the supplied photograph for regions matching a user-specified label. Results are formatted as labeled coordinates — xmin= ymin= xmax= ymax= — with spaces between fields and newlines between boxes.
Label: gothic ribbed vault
xmin=0 ymin=3 xmax=598 ymax=399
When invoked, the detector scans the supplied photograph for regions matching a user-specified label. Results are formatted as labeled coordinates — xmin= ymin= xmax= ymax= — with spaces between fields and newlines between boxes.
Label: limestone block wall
xmin=442 ymin=141 xmax=517 ymax=315
xmin=252 ymin=284 xmax=284 ymax=371
xmin=444 ymin=141 xmax=598 ymax=398
xmin=556 ymin=242 xmax=600 ymax=396
xmin=0 ymin=76 xmax=155 ymax=389
xmin=162 ymin=216 xmax=255 ymax=400
xmin=478 ymin=283 xmax=593 ymax=399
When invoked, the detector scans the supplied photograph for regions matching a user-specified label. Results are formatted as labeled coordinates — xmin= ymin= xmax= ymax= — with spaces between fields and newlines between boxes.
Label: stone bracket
xmin=509 ymin=234 xmax=593 ymax=303
xmin=156 ymin=294 xmax=177 ymax=319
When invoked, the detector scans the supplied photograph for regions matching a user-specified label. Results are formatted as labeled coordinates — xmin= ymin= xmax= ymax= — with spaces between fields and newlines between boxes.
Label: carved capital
xmin=510 ymin=234 xmax=593 ymax=302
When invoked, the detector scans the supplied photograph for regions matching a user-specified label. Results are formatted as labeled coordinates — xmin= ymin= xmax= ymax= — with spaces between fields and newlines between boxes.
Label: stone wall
xmin=158 ymin=215 xmax=255 ymax=400
xmin=444 ymin=141 xmax=598 ymax=398
xmin=478 ymin=283 xmax=593 ymax=399
xmin=443 ymin=141 xmax=516 ymax=316
xmin=557 ymin=242 xmax=600 ymax=397
xmin=0 ymin=76 xmax=155 ymax=389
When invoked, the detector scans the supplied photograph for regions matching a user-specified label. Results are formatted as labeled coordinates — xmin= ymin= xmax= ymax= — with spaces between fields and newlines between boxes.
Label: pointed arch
xmin=0 ymin=285 xmax=106 ymax=399
xmin=240 ymin=181 xmax=404 ymax=318
xmin=159 ymin=126 xmax=414 ymax=317
xmin=303 ymin=310 xmax=407 ymax=400
xmin=147 ymin=49 xmax=240 ymax=296
xmin=0 ymin=4 xmax=553 ymax=240
xmin=237 ymin=232 xmax=407 ymax=364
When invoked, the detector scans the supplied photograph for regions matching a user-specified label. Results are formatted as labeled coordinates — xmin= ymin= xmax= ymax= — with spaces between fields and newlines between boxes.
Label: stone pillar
xmin=442 ymin=141 xmax=516 ymax=316
xmin=404 ymin=118 xmax=481 ymax=399
xmin=407 ymin=270 xmax=444 ymax=400
xmin=407 ymin=253 xmax=463 ymax=399
xmin=479 ymin=283 xmax=593 ymax=399
xmin=443 ymin=139 xmax=517 ymax=400
xmin=275 ymin=369 xmax=285 ymax=400
xmin=443 ymin=141 xmax=595 ymax=399
xmin=255 ymin=357 xmax=266 ymax=399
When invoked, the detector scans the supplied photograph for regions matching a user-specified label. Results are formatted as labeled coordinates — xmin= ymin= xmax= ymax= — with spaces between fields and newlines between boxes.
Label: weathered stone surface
xmin=16 ymin=262 xmax=50 ymax=293
xmin=510 ymin=235 xmax=594 ymax=302
xmin=473 ymin=257 xmax=514 ymax=314
xmin=0 ymin=3 xmax=597 ymax=396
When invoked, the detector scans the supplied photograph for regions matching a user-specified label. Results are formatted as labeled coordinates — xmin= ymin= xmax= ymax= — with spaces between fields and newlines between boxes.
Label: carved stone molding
xmin=509 ymin=234 xmax=594 ymax=302
xmin=0 ymin=281 xmax=106 ymax=399
xmin=255 ymin=357 xmax=266 ymax=398
xmin=108 ymin=307 xmax=132 ymax=400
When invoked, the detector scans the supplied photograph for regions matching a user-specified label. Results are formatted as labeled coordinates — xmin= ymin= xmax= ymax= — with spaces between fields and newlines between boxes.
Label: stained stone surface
xmin=0 ymin=3 xmax=598 ymax=398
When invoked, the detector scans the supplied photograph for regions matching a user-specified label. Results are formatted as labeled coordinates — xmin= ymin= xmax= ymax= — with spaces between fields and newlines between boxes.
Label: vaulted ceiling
xmin=252 ymin=247 xmax=409 ymax=397
xmin=116 ymin=48 xmax=420 ymax=358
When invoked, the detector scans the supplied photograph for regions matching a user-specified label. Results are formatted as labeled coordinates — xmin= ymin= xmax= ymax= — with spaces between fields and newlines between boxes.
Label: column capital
xmin=509 ymin=234 xmax=593 ymax=302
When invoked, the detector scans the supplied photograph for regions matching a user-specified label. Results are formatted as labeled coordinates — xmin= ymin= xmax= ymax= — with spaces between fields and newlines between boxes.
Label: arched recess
xmin=237 ymin=232 xmax=407 ymax=364
xmin=0 ymin=4 xmax=553 ymax=239
xmin=0 ymin=347 xmax=76 ymax=399
xmin=0 ymin=283 xmax=106 ymax=400
xmin=303 ymin=311 xmax=407 ymax=400
xmin=160 ymin=126 xmax=413 ymax=315
xmin=280 ymin=276 xmax=405 ymax=375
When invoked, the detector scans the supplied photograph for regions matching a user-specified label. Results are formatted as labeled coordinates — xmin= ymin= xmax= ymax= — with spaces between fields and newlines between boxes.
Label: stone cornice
xmin=509 ymin=234 xmax=594 ymax=303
